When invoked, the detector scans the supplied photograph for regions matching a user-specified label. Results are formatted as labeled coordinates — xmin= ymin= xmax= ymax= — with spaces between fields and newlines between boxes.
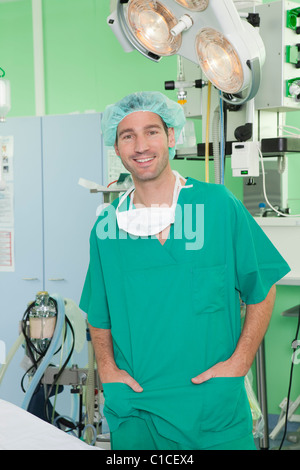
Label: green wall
xmin=0 ymin=0 xmax=299 ymax=416
xmin=260 ymin=0 xmax=300 ymax=416
xmin=0 ymin=0 xmax=35 ymax=116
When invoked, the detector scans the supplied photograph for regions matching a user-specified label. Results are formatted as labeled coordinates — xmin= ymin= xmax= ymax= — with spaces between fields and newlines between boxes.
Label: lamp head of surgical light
xmin=108 ymin=0 xmax=265 ymax=105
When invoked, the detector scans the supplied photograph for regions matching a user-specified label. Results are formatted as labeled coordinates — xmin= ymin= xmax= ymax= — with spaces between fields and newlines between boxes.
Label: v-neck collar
xmin=117 ymin=176 xmax=194 ymax=253
xmin=114 ymin=177 xmax=195 ymax=270
xmin=148 ymin=177 xmax=194 ymax=253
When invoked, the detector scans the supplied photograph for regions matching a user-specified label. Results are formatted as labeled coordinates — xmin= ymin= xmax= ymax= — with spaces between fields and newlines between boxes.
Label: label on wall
xmin=0 ymin=136 xmax=15 ymax=272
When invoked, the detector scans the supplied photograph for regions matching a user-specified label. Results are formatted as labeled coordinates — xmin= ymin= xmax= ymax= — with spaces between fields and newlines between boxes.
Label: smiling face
xmin=114 ymin=111 xmax=175 ymax=183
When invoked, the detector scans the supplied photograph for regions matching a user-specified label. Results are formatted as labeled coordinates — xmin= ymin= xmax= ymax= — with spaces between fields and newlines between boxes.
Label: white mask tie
xmin=116 ymin=171 xmax=192 ymax=237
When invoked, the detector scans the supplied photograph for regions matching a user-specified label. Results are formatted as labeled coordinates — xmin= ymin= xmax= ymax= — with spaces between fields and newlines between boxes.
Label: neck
xmin=132 ymin=166 xmax=176 ymax=207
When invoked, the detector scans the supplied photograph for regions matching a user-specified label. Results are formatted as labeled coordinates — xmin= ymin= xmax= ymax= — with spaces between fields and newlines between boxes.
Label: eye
xmin=121 ymin=133 xmax=133 ymax=140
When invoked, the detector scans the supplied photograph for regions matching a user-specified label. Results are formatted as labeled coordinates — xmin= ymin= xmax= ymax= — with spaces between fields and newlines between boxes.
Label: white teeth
xmin=136 ymin=157 xmax=154 ymax=163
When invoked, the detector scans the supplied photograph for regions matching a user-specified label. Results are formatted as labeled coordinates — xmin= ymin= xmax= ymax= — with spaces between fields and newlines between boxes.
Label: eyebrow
xmin=118 ymin=124 xmax=163 ymax=138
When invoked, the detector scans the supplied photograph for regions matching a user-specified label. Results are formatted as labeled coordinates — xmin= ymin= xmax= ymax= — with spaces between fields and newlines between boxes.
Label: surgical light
xmin=125 ymin=0 xmax=181 ymax=57
xmin=195 ymin=28 xmax=243 ymax=94
xmin=108 ymin=0 xmax=265 ymax=104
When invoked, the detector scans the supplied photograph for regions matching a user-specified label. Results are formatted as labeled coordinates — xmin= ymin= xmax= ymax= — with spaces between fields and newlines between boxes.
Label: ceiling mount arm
xmin=221 ymin=56 xmax=261 ymax=106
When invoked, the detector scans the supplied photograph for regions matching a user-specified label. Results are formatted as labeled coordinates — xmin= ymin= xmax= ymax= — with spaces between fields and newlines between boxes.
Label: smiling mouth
xmin=133 ymin=156 xmax=156 ymax=164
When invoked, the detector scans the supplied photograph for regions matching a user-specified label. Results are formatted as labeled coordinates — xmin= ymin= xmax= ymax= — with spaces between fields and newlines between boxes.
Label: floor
xmin=255 ymin=414 xmax=300 ymax=450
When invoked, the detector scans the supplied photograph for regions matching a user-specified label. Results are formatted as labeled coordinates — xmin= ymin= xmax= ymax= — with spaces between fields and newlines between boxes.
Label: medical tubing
xmin=20 ymin=298 xmax=65 ymax=378
xmin=50 ymin=316 xmax=76 ymax=421
xmin=258 ymin=145 xmax=300 ymax=217
xmin=20 ymin=301 xmax=51 ymax=393
xmin=53 ymin=414 xmax=77 ymax=432
xmin=51 ymin=321 xmax=66 ymax=423
xmin=212 ymin=106 xmax=221 ymax=185
xmin=44 ymin=315 xmax=75 ymax=422
xmin=0 ymin=333 xmax=24 ymax=385
xmin=21 ymin=294 xmax=65 ymax=411
xmin=53 ymin=413 xmax=79 ymax=437
xmin=278 ymin=124 xmax=300 ymax=136
xmin=21 ymin=301 xmax=39 ymax=370
xmin=279 ymin=306 xmax=300 ymax=450
xmin=219 ymin=92 xmax=225 ymax=185
xmin=82 ymin=424 xmax=97 ymax=446
xmin=20 ymin=312 xmax=65 ymax=393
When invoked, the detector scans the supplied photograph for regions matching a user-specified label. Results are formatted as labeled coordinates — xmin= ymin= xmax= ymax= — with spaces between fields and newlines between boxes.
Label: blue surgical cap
xmin=101 ymin=91 xmax=186 ymax=159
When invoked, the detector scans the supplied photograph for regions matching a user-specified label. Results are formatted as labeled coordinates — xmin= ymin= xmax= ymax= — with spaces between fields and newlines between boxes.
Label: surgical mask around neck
xmin=116 ymin=171 xmax=186 ymax=237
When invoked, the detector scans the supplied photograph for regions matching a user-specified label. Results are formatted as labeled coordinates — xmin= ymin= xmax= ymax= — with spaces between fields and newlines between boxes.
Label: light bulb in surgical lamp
xmin=174 ymin=0 xmax=209 ymax=11
xmin=127 ymin=0 xmax=181 ymax=56
xmin=195 ymin=28 xmax=244 ymax=94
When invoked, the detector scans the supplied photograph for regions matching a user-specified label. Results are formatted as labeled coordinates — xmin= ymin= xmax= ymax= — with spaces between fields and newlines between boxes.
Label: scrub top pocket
xmin=200 ymin=377 xmax=252 ymax=434
xmin=192 ymin=264 xmax=226 ymax=315
xmin=102 ymin=382 xmax=136 ymax=431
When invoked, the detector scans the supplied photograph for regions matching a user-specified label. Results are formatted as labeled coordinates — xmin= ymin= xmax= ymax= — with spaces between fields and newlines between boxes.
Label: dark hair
xmin=159 ymin=116 xmax=169 ymax=136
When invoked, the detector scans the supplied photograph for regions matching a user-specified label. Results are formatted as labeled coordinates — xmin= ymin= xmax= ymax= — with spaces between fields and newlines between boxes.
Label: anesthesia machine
xmin=0 ymin=291 xmax=105 ymax=447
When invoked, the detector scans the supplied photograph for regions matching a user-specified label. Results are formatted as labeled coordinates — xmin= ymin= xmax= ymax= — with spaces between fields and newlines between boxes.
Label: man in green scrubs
xmin=80 ymin=92 xmax=290 ymax=450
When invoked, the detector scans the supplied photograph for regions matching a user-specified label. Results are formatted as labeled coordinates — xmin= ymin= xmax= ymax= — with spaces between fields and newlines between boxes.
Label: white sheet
xmin=0 ymin=399 xmax=100 ymax=450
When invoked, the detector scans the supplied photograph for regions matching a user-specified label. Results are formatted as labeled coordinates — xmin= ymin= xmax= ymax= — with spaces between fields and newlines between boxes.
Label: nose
xmin=134 ymin=134 xmax=150 ymax=154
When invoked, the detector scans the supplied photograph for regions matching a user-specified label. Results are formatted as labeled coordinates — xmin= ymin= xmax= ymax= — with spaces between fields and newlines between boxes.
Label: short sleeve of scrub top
xmin=80 ymin=222 xmax=111 ymax=329
xmin=232 ymin=196 xmax=290 ymax=304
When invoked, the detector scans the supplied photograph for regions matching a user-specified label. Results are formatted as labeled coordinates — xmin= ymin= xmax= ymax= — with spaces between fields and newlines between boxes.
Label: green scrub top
xmin=80 ymin=178 xmax=290 ymax=449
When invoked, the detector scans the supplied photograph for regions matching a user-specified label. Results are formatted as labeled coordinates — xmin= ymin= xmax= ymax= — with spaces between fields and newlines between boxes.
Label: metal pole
xmin=256 ymin=339 xmax=269 ymax=450
xmin=32 ymin=0 xmax=46 ymax=116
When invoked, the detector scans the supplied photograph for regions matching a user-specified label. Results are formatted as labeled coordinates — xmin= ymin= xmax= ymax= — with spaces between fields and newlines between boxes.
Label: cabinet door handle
xmin=48 ymin=278 xmax=65 ymax=281
xmin=22 ymin=277 xmax=38 ymax=281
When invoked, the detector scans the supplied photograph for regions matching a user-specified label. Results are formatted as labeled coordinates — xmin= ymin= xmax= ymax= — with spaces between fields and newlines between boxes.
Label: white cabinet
xmin=42 ymin=113 xmax=103 ymax=301
xmin=0 ymin=113 xmax=104 ymax=406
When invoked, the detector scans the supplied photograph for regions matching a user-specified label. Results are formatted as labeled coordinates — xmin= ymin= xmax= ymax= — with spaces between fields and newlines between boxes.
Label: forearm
xmin=230 ymin=284 xmax=276 ymax=375
xmin=88 ymin=324 xmax=117 ymax=380
xmin=88 ymin=323 xmax=143 ymax=391
xmin=192 ymin=285 xmax=276 ymax=384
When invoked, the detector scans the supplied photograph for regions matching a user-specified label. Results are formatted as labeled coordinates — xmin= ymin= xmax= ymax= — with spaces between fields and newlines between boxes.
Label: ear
xmin=114 ymin=141 xmax=120 ymax=156
xmin=168 ymin=127 xmax=176 ymax=148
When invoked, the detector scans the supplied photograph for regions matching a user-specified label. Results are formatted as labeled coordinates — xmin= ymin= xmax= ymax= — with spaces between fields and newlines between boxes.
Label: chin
xmin=135 ymin=172 xmax=157 ymax=182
